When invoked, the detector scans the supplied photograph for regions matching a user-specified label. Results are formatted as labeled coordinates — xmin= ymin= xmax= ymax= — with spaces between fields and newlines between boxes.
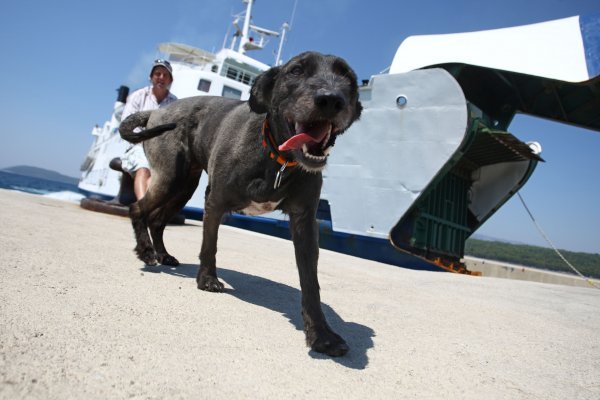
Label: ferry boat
xmin=79 ymin=2 xmax=600 ymax=272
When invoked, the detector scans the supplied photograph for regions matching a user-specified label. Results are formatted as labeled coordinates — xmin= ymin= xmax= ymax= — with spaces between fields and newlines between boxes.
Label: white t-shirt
xmin=120 ymin=86 xmax=178 ymax=173
xmin=121 ymin=85 xmax=178 ymax=121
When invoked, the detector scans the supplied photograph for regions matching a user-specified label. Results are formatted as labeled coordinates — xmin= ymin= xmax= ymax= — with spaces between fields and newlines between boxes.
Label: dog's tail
xmin=119 ymin=111 xmax=177 ymax=144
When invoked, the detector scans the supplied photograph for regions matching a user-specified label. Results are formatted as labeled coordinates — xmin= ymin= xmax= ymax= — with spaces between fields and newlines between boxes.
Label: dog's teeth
xmin=321 ymin=132 xmax=331 ymax=150
xmin=323 ymin=147 xmax=331 ymax=156
xmin=301 ymin=143 xmax=328 ymax=163
xmin=303 ymin=151 xmax=327 ymax=162
xmin=307 ymin=154 xmax=324 ymax=161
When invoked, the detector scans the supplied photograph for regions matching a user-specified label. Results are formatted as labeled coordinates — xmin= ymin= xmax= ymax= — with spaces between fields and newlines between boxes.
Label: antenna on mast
xmin=288 ymin=0 xmax=299 ymax=31
xmin=275 ymin=0 xmax=298 ymax=65
xmin=275 ymin=23 xmax=289 ymax=66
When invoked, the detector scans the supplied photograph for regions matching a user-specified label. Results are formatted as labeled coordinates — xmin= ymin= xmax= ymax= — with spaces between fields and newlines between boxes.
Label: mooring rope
xmin=517 ymin=192 xmax=600 ymax=290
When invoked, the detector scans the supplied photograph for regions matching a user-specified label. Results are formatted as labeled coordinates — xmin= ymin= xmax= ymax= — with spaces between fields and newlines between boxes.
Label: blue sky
xmin=1 ymin=0 xmax=599 ymax=254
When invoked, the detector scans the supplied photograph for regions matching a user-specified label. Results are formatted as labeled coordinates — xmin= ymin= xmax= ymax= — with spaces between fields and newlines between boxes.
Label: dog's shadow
xmin=143 ymin=263 xmax=374 ymax=369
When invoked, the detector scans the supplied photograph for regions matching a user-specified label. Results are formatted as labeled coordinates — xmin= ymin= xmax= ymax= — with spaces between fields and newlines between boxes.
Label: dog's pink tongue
xmin=278 ymin=122 xmax=331 ymax=152
xmin=278 ymin=133 xmax=318 ymax=151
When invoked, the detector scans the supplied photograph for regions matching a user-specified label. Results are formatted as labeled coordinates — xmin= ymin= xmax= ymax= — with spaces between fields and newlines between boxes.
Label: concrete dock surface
xmin=1 ymin=189 xmax=599 ymax=399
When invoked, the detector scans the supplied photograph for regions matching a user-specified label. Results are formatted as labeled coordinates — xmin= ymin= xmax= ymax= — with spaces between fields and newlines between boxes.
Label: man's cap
xmin=150 ymin=59 xmax=173 ymax=78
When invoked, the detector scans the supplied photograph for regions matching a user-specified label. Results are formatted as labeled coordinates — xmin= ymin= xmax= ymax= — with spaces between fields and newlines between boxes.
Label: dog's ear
xmin=347 ymin=67 xmax=363 ymax=122
xmin=249 ymin=66 xmax=280 ymax=114
xmin=354 ymin=99 xmax=363 ymax=122
xmin=332 ymin=56 xmax=363 ymax=123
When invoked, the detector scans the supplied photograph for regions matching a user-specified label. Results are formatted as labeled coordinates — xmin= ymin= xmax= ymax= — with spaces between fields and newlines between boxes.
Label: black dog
xmin=119 ymin=51 xmax=362 ymax=356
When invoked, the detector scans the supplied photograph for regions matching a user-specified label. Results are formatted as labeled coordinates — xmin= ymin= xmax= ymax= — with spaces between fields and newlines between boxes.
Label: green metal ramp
xmin=390 ymin=116 xmax=543 ymax=273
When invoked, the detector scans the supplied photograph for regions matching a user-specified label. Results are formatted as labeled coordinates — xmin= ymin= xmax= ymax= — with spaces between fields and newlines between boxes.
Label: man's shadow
xmin=143 ymin=263 xmax=374 ymax=369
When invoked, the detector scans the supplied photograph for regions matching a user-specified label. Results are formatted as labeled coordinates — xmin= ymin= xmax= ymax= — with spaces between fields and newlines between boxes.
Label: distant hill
xmin=470 ymin=233 xmax=527 ymax=246
xmin=465 ymin=238 xmax=600 ymax=278
xmin=1 ymin=165 xmax=78 ymax=185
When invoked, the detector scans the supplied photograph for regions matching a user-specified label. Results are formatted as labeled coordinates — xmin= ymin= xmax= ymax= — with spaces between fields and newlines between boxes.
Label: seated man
xmin=120 ymin=59 xmax=178 ymax=199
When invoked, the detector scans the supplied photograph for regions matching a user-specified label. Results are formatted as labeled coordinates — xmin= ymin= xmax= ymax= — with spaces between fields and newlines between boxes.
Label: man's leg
xmin=133 ymin=167 xmax=151 ymax=200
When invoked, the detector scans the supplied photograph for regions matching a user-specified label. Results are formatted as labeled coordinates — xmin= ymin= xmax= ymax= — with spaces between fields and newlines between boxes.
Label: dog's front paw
xmin=308 ymin=327 xmax=349 ymax=357
xmin=197 ymin=273 xmax=224 ymax=292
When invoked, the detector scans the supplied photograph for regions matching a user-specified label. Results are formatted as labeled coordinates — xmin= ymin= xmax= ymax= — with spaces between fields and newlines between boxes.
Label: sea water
xmin=0 ymin=171 xmax=85 ymax=203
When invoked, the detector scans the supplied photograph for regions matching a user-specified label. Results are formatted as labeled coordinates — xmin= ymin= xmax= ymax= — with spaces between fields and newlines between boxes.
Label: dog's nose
xmin=314 ymin=92 xmax=346 ymax=116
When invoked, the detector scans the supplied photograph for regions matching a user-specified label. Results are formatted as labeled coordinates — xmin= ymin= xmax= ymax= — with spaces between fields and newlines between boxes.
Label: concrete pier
xmin=1 ymin=189 xmax=599 ymax=399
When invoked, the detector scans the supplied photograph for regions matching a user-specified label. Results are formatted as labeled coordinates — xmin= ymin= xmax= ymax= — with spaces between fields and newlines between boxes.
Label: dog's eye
xmin=290 ymin=66 xmax=304 ymax=76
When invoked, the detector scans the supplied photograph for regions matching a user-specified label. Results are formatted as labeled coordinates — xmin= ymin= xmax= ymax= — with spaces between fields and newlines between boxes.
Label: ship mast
xmin=233 ymin=0 xmax=287 ymax=65
xmin=237 ymin=0 xmax=254 ymax=54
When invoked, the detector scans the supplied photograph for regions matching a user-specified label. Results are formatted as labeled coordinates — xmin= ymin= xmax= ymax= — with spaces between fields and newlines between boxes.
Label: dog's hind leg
xmin=289 ymin=208 xmax=349 ymax=357
xmin=148 ymin=170 xmax=202 ymax=266
xmin=129 ymin=200 xmax=158 ymax=265
xmin=147 ymin=216 xmax=177 ymax=266
xmin=128 ymin=163 xmax=190 ymax=266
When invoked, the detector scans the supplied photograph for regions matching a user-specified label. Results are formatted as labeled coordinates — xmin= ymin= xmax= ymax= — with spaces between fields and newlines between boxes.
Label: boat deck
xmin=1 ymin=189 xmax=599 ymax=399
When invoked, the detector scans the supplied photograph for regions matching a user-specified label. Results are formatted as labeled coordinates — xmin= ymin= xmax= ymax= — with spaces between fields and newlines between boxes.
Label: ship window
xmin=226 ymin=66 xmax=238 ymax=80
xmin=222 ymin=86 xmax=242 ymax=99
xmin=241 ymin=72 xmax=251 ymax=85
xmin=211 ymin=65 xmax=218 ymax=73
xmin=197 ymin=79 xmax=211 ymax=92
xmin=223 ymin=63 xmax=257 ymax=85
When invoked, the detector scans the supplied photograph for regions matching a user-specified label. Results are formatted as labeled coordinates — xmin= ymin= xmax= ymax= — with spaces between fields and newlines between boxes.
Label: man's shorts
xmin=121 ymin=143 xmax=150 ymax=174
